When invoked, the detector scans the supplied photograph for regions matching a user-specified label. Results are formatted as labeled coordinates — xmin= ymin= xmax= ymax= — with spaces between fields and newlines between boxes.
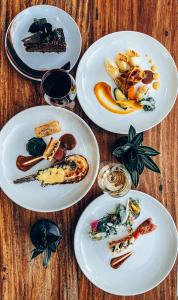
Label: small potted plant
xmin=113 ymin=125 xmax=160 ymax=187
xmin=30 ymin=219 xmax=63 ymax=267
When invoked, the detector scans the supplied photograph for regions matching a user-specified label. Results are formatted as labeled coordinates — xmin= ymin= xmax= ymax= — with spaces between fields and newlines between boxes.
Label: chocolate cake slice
xmin=22 ymin=19 xmax=67 ymax=53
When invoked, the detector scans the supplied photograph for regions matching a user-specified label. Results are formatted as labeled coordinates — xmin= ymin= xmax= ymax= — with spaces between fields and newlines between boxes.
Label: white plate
xmin=5 ymin=5 xmax=82 ymax=80
xmin=74 ymin=190 xmax=177 ymax=295
xmin=0 ymin=106 xmax=99 ymax=212
xmin=76 ymin=31 xmax=177 ymax=133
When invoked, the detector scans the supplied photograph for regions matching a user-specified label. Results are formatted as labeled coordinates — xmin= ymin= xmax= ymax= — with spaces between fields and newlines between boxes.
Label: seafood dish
xmin=14 ymin=154 xmax=89 ymax=186
xmin=109 ymin=218 xmax=157 ymax=255
xmin=94 ymin=49 xmax=160 ymax=114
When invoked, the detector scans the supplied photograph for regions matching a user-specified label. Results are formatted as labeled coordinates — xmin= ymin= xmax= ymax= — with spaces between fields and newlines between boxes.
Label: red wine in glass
xmin=41 ymin=69 xmax=76 ymax=109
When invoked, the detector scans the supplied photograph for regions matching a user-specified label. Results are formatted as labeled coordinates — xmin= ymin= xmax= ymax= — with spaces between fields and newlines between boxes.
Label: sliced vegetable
xmin=114 ymin=88 xmax=126 ymax=100
xmin=115 ymin=99 xmax=143 ymax=110
xmin=128 ymin=86 xmax=136 ymax=100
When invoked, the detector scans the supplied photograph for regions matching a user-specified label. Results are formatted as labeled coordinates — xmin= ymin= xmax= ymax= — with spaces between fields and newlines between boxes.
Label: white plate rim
xmin=0 ymin=105 xmax=100 ymax=212
xmin=74 ymin=190 xmax=178 ymax=295
xmin=76 ymin=31 xmax=178 ymax=134
xmin=5 ymin=4 xmax=82 ymax=81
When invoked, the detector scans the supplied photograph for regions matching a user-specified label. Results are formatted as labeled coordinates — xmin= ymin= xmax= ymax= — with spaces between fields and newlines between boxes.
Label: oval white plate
xmin=5 ymin=5 xmax=82 ymax=80
xmin=74 ymin=190 xmax=177 ymax=295
xmin=76 ymin=31 xmax=177 ymax=133
xmin=0 ymin=106 xmax=99 ymax=212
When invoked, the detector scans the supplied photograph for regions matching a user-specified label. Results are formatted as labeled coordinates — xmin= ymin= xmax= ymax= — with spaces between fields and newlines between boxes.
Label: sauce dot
xmin=148 ymin=59 xmax=153 ymax=64
xmin=151 ymin=65 xmax=157 ymax=72
xmin=152 ymin=82 xmax=160 ymax=90
xmin=153 ymin=73 xmax=159 ymax=80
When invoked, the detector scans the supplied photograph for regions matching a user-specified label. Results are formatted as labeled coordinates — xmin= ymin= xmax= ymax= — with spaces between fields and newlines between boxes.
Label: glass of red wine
xmin=41 ymin=69 xmax=76 ymax=110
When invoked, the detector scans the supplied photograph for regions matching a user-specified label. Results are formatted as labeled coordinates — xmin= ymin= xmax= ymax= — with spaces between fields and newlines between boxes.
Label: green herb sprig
xmin=113 ymin=125 xmax=160 ymax=187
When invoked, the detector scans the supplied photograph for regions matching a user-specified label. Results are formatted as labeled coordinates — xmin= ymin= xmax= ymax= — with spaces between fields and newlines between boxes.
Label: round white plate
xmin=74 ymin=190 xmax=177 ymax=295
xmin=0 ymin=106 xmax=99 ymax=212
xmin=76 ymin=31 xmax=177 ymax=133
xmin=5 ymin=5 xmax=81 ymax=80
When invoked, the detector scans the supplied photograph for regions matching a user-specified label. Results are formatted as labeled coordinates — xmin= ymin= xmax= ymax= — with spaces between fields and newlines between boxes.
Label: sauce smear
xmin=16 ymin=155 xmax=43 ymax=171
xmin=94 ymin=82 xmax=134 ymax=114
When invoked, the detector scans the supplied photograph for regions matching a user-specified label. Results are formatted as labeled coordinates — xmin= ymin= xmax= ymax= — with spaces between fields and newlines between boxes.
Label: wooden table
xmin=0 ymin=1 xmax=177 ymax=299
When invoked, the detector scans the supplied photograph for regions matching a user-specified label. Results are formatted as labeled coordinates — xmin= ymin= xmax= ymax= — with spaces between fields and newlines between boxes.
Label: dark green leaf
xmin=138 ymin=146 xmax=160 ymax=156
xmin=120 ymin=143 xmax=132 ymax=152
xmin=121 ymin=149 xmax=138 ymax=173
xmin=132 ymin=132 xmax=143 ymax=145
xmin=46 ymin=232 xmax=59 ymax=244
xmin=48 ymin=243 xmax=57 ymax=252
xmin=130 ymin=171 xmax=139 ymax=187
xmin=43 ymin=249 xmax=52 ymax=267
xmin=128 ymin=125 xmax=136 ymax=142
xmin=122 ymin=153 xmax=133 ymax=173
xmin=31 ymin=248 xmax=43 ymax=260
xmin=113 ymin=147 xmax=124 ymax=157
xmin=136 ymin=146 xmax=147 ymax=155
xmin=136 ymin=155 xmax=144 ymax=174
xmin=142 ymin=156 xmax=160 ymax=173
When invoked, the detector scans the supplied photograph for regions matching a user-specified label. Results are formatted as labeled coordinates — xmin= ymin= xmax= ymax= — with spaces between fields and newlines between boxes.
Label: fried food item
xmin=115 ymin=66 xmax=144 ymax=95
xmin=109 ymin=218 xmax=157 ymax=254
xmin=43 ymin=138 xmax=60 ymax=161
xmin=126 ymin=49 xmax=139 ymax=57
xmin=115 ymin=53 xmax=129 ymax=72
xmin=35 ymin=121 xmax=61 ymax=138
xmin=136 ymin=85 xmax=149 ymax=100
xmin=104 ymin=58 xmax=120 ymax=79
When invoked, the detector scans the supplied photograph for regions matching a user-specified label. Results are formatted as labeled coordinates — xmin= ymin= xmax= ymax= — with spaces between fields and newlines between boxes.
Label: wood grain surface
xmin=0 ymin=0 xmax=177 ymax=299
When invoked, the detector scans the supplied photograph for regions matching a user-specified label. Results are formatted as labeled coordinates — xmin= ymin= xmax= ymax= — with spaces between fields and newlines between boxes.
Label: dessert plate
xmin=5 ymin=5 xmax=82 ymax=80
xmin=74 ymin=190 xmax=177 ymax=295
xmin=76 ymin=31 xmax=177 ymax=133
xmin=0 ymin=106 xmax=99 ymax=212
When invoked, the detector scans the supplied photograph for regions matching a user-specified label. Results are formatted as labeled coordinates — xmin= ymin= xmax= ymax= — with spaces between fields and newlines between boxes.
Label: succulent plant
xmin=30 ymin=219 xmax=62 ymax=267
xmin=113 ymin=125 xmax=160 ymax=187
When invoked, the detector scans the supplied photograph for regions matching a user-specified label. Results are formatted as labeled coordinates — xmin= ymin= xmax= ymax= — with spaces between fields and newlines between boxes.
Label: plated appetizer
xmin=15 ymin=119 xmax=89 ymax=186
xmin=22 ymin=18 xmax=67 ymax=53
xmin=89 ymin=198 xmax=141 ymax=240
xmin=94 ymin=49 xmax=160 ymax=114
xmin=89 ymin=197 xmax=157 ymax=269
xmin=109 ymin=218 xmax=157 ymax=255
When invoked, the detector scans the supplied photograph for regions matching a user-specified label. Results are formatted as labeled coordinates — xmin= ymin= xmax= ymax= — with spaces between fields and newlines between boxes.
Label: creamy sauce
xmin=152 ymin=81 xmax=160 ymax=90
xmin=94 ymin=82 xmax=135 ymax=114
xmin=153 ymin=73 xmax=159 ymax=80
xmin=151 ymin=65 xmax=157 ymax=72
